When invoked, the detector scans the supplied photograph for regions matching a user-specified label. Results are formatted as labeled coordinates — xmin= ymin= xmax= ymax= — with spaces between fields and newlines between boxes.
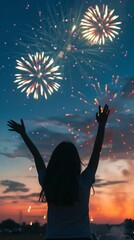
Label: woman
xmin=7 ymin=104 xmax=110 ymax=240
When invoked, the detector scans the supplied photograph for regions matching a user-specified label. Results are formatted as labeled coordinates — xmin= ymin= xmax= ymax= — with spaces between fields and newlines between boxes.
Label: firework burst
xmin=14 ymin=52 xmax=62 ymax=100
xmin=65 ymin=76 xmax=133 ymax=160
xmin=80 ymin=4 xmax=121 ymax=45
xmin=18 ymin=4 xmax=108 ymax=82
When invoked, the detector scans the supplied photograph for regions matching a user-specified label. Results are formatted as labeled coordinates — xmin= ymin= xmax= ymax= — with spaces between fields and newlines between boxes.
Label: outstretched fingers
xmin=7 ymin=120 xmax=16 ymax=127
xmin=103 ymin=104 xmax=108 ymax=113
xmin=103 ymin=104 xmax=110 ymax=115
xmin=99 ymin=105 xmax=101 ymax=114
xmin=7 ymin=122 xmax=15 ymax=131
xmin=21 ymin=119 xmax=24 ymax=127
xmin=7 ymin=120 xmax=19 ymax=131
xmin=104 ymin=106 xmax=110 ymax=124
xmin=8 ymin=120 xmax=17 ymax=124
xmin=7 ymin=120 xmax=14 ymax=127
xmin=8 ymin=128 xmax=15 ymax=132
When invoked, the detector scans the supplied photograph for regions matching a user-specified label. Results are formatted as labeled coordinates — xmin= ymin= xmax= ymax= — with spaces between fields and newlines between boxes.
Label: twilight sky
xmin=0 ymin=0 xmax=134 ymax=224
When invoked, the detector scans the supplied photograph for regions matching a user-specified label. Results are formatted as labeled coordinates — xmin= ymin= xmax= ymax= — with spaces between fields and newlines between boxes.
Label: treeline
xmin=0 ymin=218 xmax=134 ymax=236
xmin=91 ymin=219 xmax=134 ymax=236
xmin=0 ymin=219 xmax=46 ymax=234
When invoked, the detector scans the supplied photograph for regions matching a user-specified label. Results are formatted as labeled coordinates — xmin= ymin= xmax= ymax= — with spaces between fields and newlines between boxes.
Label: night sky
xmin=0 ymin=0 xmax=134 ymax=224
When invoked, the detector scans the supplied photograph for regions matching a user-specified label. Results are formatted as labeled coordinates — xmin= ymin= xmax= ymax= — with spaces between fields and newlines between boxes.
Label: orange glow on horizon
xmin=0 ymin=192 xmax=134 ymax=224
xmin=0 ymin=160 xmax=134 ymax=224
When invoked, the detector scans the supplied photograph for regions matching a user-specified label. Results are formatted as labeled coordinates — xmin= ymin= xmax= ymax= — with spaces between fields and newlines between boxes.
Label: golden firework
xmin=14 ymin=52 xmax=62 ymax=100
xmin=80 ymin=5 xmax=121 ymax=45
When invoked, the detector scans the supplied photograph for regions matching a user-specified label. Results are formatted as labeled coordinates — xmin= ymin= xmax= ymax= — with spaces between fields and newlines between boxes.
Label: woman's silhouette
xmin=8 ymin=104 xmax=110 ymax=240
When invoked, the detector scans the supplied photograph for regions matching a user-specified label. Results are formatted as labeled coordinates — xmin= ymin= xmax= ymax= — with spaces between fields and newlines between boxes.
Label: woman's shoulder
xmin=78 ymin=165 xmax=95 ymax=187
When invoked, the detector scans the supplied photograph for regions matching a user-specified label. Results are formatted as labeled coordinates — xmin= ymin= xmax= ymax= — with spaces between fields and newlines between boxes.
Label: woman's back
xmin=39 ymin=164 xmax=95 ymax=239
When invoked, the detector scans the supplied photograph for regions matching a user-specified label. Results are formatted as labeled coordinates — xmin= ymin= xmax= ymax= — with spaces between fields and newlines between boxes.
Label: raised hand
xmin=7 ymin=119 xmax=26 ymax=135
xmin=96 ymin=104 xmax=110 ymax=126
xmin=7 ymin=119 xmax=46 ymax=174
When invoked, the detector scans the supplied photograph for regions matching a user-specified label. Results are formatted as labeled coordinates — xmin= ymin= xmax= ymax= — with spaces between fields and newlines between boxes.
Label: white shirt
xmin=38 ymin=164 xmax=95 ymax=239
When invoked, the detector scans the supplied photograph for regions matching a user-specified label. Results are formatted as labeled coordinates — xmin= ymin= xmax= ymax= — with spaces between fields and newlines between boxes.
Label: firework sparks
xmin=18 ymin=5 xmax=108 ymax=82
xmin=14 ymin=52 xmax=62 ymax=100
xmin=27 ymin=206 xmax=31 ymax=212
xmin=80 ymin=4 xmax=121 ymax=45
xmin=65 ymin=76 xmax=133 ymax=160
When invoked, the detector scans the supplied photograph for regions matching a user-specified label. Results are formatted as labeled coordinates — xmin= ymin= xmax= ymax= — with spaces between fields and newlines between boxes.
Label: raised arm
xmin=88 ymin=104 xmax=110 ymax=175
xmin=7 ymin=119 xmax=46 ymax=174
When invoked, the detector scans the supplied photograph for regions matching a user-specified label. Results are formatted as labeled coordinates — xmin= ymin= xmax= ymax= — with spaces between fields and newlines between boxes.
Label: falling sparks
xmin=80 ymin=4 xmax=121 ymax=45
xmin=27 ymin=206 xmax=31 ymax=212
xmin=14 ymin=52 xmax=62 ymax=100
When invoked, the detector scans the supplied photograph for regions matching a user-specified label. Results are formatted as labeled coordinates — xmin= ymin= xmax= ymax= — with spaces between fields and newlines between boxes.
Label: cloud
xmin=94 ymin=178 xmax=127 ymax=188
xmin=2 ymin=122 xmax=83 ymax=162
xmin=0 ymin=151 xmax=31 ymax=159
xmin=0 ymin=195 xmax=15 ymax=199
xmin=19 ymin=193 xmax=39 ymax=199
xmin=2 ymin=109 xmax=134 ymax=163
xmin=121 ymin=161 xmax=134 ymax=181
xmin=11 ymin=200 xmax=18 ymax=204
xmin=0 ymin=180 xmax=30 ymax=193
xmin=0 ymin=192 xmax=39 ymax=200
xmin=122 ymin=169 xmax=130 ymax=176
xmin=25 ymin=175 xmax=36 ymax=178
xmin=37 ymin=113 xmax=134 ymax=157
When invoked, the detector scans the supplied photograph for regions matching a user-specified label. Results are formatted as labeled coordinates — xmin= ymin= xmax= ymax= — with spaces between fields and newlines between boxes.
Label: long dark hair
xmin=39 ymin=142 xmax=81 ymax=205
